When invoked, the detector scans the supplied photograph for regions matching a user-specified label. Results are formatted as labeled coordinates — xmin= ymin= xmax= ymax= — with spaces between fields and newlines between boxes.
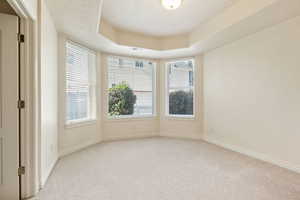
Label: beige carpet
xmin=37 ymin=137 xmax=300 ymax=200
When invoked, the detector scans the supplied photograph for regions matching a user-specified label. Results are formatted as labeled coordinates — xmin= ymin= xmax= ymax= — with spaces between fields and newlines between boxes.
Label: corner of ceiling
xmin=97 ymin=0 xmax=300 ymax=54
xmin=98 ymin=18 xmax=190 ymax=51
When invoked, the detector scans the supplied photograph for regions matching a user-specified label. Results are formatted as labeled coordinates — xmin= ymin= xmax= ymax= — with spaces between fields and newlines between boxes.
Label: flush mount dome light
xmin=162 ymin=0 xmax=182 ymax=10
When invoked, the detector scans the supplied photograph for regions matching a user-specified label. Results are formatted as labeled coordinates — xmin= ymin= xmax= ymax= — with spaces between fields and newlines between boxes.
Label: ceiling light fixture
xmin=161 ymin=0 xmax=182 ymax=10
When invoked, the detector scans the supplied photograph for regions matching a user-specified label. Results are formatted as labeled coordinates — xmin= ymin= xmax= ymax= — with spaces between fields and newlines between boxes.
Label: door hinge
xmin=18 ymin=166 xmax=25 ymax=176
xmin=18 ymin=100 xmax=25 ymax=109
xmin=18 ymin=34 xmax=25 ymax=43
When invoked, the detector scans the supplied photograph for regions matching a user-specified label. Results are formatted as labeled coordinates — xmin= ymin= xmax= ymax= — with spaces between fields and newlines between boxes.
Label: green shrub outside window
xmin=108 ymin=82 xmax=137 ymax=116
xmin=169 ymin=90 xmax=193 ymax=115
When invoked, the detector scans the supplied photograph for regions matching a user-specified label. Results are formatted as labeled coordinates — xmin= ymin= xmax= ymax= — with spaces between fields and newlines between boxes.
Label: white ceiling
xmin=44 ymin=0 xmax=300 ymax=58
xmin=102 ymin=0 xmax=236 ymax=36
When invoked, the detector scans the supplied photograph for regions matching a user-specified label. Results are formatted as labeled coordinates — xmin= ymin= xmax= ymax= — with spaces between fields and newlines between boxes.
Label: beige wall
xmin=203 ymin=15 xmax=300 ymax=172
xmin=39 ymin=0 xmax=58 ymax=186
xmin=58 ymin=36 xmax=102 ymax=156
xmin=102 ymin=119 xmax=159 ymax=141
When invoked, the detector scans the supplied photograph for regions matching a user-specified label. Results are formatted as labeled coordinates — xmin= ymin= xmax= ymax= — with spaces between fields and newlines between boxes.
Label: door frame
xmin=6 ymin=0 xmax=39 ymax=199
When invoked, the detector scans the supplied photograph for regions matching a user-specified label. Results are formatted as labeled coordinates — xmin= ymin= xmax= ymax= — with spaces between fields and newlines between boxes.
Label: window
xmin=166 ymin=59 xmax=195 ymax=117
xmin=65 ymin=41 xmax=96 ymax=124
xmin=107 ymin=56 xmax=155 ymax=118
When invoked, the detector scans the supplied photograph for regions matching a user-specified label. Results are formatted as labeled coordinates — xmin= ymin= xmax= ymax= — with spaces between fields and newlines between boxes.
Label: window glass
xmin=65 ymin=42 xmax=96 ymax=123
xmin=167 ymin=59 xmax=194 ymax=116
xmin=107 ymin=56 xmax=155 ymax=117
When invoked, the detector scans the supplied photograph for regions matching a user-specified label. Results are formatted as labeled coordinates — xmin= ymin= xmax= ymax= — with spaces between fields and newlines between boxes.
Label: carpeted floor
xmin=36 ymin=137 xmax=300 ymax=200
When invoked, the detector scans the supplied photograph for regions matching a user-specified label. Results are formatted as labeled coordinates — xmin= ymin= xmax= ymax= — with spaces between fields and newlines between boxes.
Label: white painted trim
xmin=40 ymin=158 xmax=58 ymax=188
xmin=204 ymin=136 xmax=300 ymax=174
xmin=19 ymin=18 xmax=39 ymax=198
xmin=103 ymin=134 xmax=159 ymax=143
xmin=36 ymin=0 xmax=43 ymax=193
xmin=165 ymin=58 xmax=196 ymax=117
xmin=61 ymin=135 xmax=170 ymax=157
xmin=6 ymin=0 xmax=39 ymax=198
xmin=6 ymin=0 xmax=31 ymax=19
xmin=65 ymin=119 xmax=97 ymax=129
xmin=165 ymin=115 xmax=195 ymax=120
xmin=107 ymin=115 xmax=157 ymax=121
xmin=159 ymin=131 xmax=202 ymax=140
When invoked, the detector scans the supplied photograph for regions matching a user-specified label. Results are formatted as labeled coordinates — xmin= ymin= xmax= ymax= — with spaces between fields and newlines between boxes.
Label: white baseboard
xmin=204 ymin=136 xmax=300 ymax=174
xmin=60 ymin=134 xmax=160 ymax=157
xmin=159 ymin=131 xmax=202 ymax=140
xmin=59 ymin=139 xmax=101 ymax=157
xmin=103 ymin=132 xmax=159 ymax=142
xmin=39 ymin=139 xmax=101 ymax=193
xmin=40 ymin=157 xmax=58 ymax=188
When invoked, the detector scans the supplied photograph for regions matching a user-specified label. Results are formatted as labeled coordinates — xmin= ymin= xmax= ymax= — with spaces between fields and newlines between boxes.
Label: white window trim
xmin=165 ymin=58 xmax=196 ymax=119
xmin=64 ymin=40 xmax=97 ymax=126
xmin=65 ymin=118 xmax=97 ymax=128
xmin=107 ymin=114 xmax=156 ymax=121
xmin=106 ymin=55 xmax=157 ymax=119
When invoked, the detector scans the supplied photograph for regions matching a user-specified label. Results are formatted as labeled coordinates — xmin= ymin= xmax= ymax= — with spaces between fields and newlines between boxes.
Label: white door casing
xmin=0 ymin=13 xmax=19 ymax=200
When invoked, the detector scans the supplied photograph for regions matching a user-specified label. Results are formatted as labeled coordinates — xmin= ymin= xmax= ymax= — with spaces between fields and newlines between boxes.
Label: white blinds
xmin=65 ymin=42 xmax=96 ymax=122
xmin=107 ymin=56 xmax=155 ymax=116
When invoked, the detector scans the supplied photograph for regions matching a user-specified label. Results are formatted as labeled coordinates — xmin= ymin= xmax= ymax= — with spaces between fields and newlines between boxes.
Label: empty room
xmin=0 ymin=0 xmax=300 ymax=199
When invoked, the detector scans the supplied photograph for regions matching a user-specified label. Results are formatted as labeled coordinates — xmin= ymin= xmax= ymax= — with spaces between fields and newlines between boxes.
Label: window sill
xmin=165 ymin=115 xmax=195 ymax=120
xmin=106 ymin=115 xmax=157 ymax=122
xmin=65 ymin=119 xmax=97 ymax=129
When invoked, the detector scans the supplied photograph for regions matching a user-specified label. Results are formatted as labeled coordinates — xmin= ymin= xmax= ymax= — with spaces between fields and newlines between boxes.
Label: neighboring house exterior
xmin=108 ymin=57 xmax=154 ymax=115
xmin=168 ymin=60 xmax=194 ymax=91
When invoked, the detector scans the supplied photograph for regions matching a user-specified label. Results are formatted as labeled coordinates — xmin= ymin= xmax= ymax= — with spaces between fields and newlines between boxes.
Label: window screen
xmin=107 ymin=56 xmax=155 ymax=117
xmin=166 ymin=59 xmax=194 ymax=116
xmin=65 ymin=42 xmax=96 ymax=123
